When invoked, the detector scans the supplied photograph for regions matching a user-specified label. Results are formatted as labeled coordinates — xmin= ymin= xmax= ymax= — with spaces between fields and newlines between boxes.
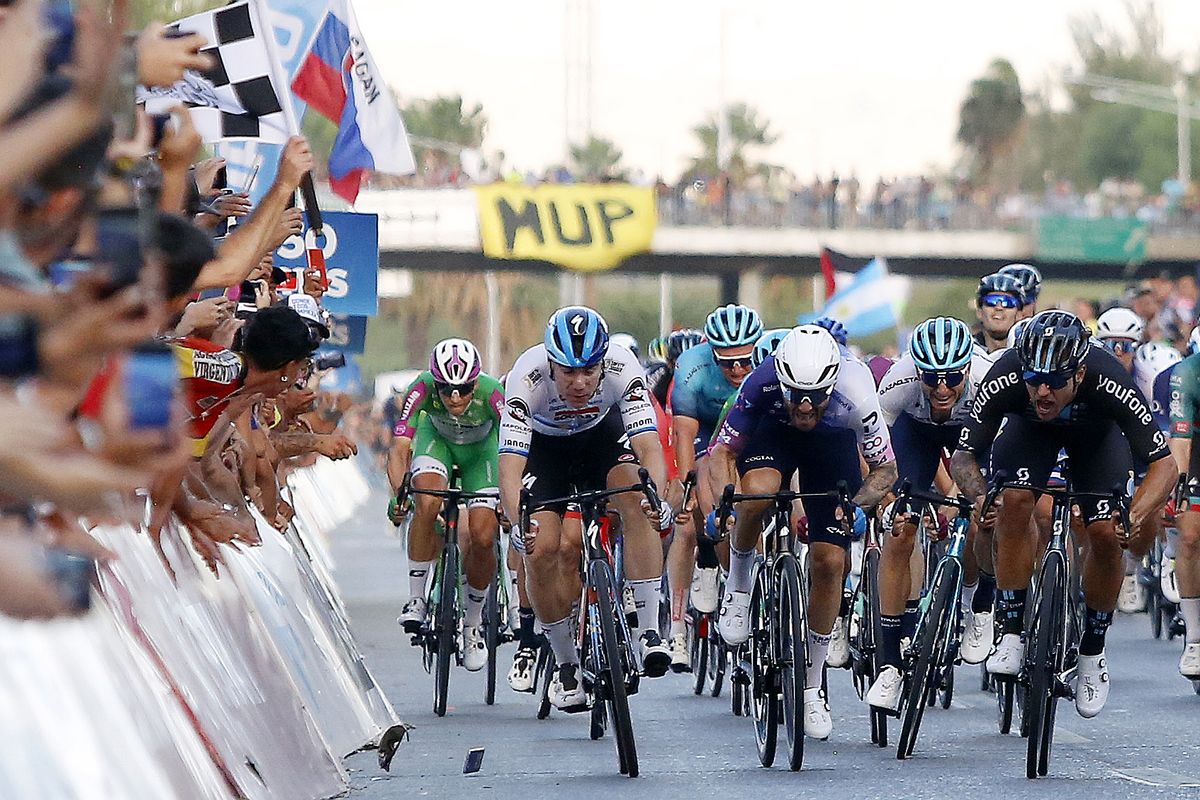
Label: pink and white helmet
xmin=430 ymin=338 xmax=482 ymax=384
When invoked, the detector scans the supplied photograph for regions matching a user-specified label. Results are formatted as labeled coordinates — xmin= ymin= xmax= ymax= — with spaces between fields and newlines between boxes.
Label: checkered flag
xmin=139 ymin=1 xmax=290 ymax=143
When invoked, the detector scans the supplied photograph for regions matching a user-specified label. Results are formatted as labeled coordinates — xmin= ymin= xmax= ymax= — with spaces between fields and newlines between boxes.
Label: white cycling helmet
xmin=1135 ymin=341 xmax=1182 ymax=377
xmin=1095 ymin=307 xmax=1145 ymax=343
xmin=429 ymin=338 xmax=482 ymax=385
xmin=610 ymin=332 xmax=639 ymax=358
xmin=1189 ymin=325 xmax=1200 ymax=356
xmin=774 ymin=325 xmax=841 ymax=391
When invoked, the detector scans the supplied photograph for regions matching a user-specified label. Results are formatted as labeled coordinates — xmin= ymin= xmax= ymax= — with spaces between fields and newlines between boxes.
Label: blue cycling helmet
xmin=909 ymin=317 xmax=974 ymax=372
xmin=704 ymin=304 xmax=763 ymax=348
xmin=998 ymin=263 xmax=1042 ymax=304
xmin=814 ymin=316 xmax=848 ymax=345
xmin=752 ymin=328 xmax=791 ymax=368
xmin=545 ymin=306 xmax=610 ymax=367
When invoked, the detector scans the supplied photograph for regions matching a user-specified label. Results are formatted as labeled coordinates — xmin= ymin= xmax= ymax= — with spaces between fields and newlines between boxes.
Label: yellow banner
xmin=475 ymin=183 xmax=656 ymax=272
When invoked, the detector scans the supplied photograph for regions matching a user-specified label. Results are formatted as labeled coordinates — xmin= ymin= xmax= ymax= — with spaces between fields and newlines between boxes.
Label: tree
xmin=688 ymin=102 xmax=779 ymax=182
xmin=957 ymin=59 xmax=1026 ymax=190
xmin=569 ymin=136 xmax=624 ymax=181
xmin=131 ymin=0 xmax=221 ymax=27
xmin=401 ymin=94 xmax=488 ymax=173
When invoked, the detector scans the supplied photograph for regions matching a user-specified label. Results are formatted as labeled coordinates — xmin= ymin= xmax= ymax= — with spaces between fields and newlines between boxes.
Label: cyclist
xmin=998 ymin=263 xmax=1042 ymax=319
xmin=866 ymin=317 xmax=994 ymax=712
xmin=611 ymin=332 xmax=640 ymax=360
xmin=950 ymin=311 xmax=1177 ymax=718
xmin=974 ymin=272 xmax=1026 ymax=355
xmin=498 ymin=307 xmax=677 ymax=709
xmin=1094 ymin=306 xmax=1151 ymax=614
xmin=1167 ymin=347 xmax=1200 ymax=681
xmin=709 ymin=325 xmax=897 ymax=739
xmin=666 ymin=305 xmax=763 ymax=668
xmin=387 ymin=339 xmax=505 ymax=673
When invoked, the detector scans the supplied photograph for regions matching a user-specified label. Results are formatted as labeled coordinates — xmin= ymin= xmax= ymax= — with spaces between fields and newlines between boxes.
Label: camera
xmin=123 ymin=341 xmax=179 ymax=431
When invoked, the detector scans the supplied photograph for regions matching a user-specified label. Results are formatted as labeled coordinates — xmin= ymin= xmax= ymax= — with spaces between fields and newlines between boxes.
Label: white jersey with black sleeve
xmin=499 ymin=344 xmax=657 ymax=456
xmin=877 ymin=348 xmax=994 ymax=427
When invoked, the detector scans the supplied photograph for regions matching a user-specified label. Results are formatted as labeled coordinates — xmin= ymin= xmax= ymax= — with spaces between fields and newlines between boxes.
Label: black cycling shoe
xmin=640 ymin=630 xmax=672 ymax=678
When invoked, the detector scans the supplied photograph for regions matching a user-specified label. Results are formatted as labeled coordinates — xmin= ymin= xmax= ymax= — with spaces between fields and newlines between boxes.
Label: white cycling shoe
xmin=1179 ymin=643 xmax=1200 ymax=680
xmin=1117 ymin=575 xmax=1145 ymax=613
xmin=959 ymin=610 xmax=994 ymax=665
xmin=691 ymin=566 xmax=721 ymax=614
xmin=986 ymin=633 xmax=1025 ymax=677
xmin=669 ymin=632 xmax=691 ymax=673
xmin=1074 ymin=652 xmax=1109 ymax=718
xmin=827 ymin=616 xmax=850 ymax=668
xmin=718 ymin=590 xmax=752 ymax=646
xmin=549 ymin=663 xmax=588 ymax=710
xmin=462 ymin=625 xmax=487 ymax=672
xmin=1162 ymin=557 xmax=1181 ymax=605
xmin=803 ymin=687 xmax=833 ymax=740
xmin=397 ymin=597 xmax=427 ymax=634
xmin=865 ymin=665 xmax=904 ymax=713
xmin=508 ymin=646 xmax=537 ymax=692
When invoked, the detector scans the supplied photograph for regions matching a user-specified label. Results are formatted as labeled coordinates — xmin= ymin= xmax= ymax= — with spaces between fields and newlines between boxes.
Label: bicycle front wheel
xmin=862 ymin=548 xmax=888 ymax=748
xmin=898 ymin=560 xmax=958 ymax=759
xmin=483 ymin=579 xmax=500 ymax=705
xmin=692 ymin=612 xmax=709 ymax=696
xmin=750 ymin=566 xmax=778 ymax=767
xmin=1025 ymin=554 xmax=1066 ymax=779
xmin=434 ymin=548 xmax=460 ymax=717
xmin=592 ymin=560 xmax=639 ymax=777
xmin=778 ymin=556 xmax=807 ymax=772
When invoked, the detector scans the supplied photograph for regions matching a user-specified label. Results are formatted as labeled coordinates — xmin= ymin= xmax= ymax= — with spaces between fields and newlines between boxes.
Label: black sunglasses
xmin=715 ymin=355 xmax=754 ymax=369
xmin=918 ymin=369 xmax=966 ymax=388
xmin=785 ymin=385 xmax=834 ymax=407
xmin=436 ymin=380 xmax=477 ymax=396
xmin=1022 ymin=370 xmax=1071 ymax=390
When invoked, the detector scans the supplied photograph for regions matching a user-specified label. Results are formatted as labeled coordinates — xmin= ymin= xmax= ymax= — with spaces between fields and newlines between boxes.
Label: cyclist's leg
xmin=1178 ymin=489 xmax=1200 ymax=676
xmin=402 ymin=417 xmax=452 ymax=615
xmin=455 ymin=437 xmax=500 ymax=625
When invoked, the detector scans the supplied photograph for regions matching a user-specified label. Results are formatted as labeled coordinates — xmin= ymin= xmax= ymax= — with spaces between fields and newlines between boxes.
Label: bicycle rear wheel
xmin=1025 ymin=554 xmax=1065 ymax=779
xmin=483 ymin=579 xmax=500 ymax=705
xmin=434 ymin=548 xmax=460 ymax=717
xmin=779 ymin=557 xmax=807 ymax=772
xmin=750 ymin=566 xmax=778 ymax=767
xmin=897 ymin=561 xmax=957 ymax=759
xmin=592 ymin=560 xmax=638 ymax=777
xmin=862 ymin=548 xmax=888 ymax=748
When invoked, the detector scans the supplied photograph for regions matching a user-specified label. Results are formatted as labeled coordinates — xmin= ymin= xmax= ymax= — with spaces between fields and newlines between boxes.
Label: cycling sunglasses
xmin=715 ymin=354 xmax=754 ymax=369
xmin=1102 ymin=339 xmax=1136 ymax=356
xmin=785 ymin=385 xmax=835 ymax=407
xmin=982 ymin=292 xmax=1021 ymax=309
xmin=918 ymin=368 xmax=967 ymax=388
xmin=1022 ymin=369 xmax=1071 ymax=390
xmin=435 ymin=379 xmax=477 ymax=396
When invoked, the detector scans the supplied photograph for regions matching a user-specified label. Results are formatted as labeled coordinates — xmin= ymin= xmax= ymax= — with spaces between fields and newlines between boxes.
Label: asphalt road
xmin=333 ymin=488 xmax=1200 ymax=799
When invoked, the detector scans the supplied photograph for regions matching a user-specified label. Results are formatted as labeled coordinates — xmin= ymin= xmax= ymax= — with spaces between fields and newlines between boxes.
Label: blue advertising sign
xmin=323 ymin=314 xmax=368 ymax=353
xmin=275 ymin=211 xmax=378 ymax=316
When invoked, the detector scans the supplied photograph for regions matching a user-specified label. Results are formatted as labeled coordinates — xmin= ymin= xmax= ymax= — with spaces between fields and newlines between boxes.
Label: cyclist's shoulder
xmin=673 ymin=342 xmax=714 ymax=380
xmin=1174 ymin=353 xmax=1200 ymax=383
xmin=836 ymin=353 xmax=877 ymax=395
xmin=508 ymin=345 xmax=550 ymax=388
xmin=878 ymin=353 xmax=917 ymax=389
xmin=477 ymin=372 xmax=505 ymax=394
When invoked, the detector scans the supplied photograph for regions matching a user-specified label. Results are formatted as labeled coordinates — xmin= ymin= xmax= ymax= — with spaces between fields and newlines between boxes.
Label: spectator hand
xmin=136 ymin=22 xmax=214 ymax=87
xmin=175 ymin=297 xmax=234 ymax=338
xmin=277 ymin=136 xmax=314 ymax=190
xmin=315 ymin=433 xmax=357 ymax=460
xmin=193 ymin=157 xmax=226 ymax=196
xmin=157 ymin=107 xmax=202 ymax=170
xmin=209 ymin=191 xmax=252 ymax=220
xmin=270 ymin=206 xmax=306 ymax=250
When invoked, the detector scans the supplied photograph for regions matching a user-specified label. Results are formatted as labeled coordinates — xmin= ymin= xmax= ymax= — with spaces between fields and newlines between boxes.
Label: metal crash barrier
xmin=0 ymin=457 xmax=399 ymax=800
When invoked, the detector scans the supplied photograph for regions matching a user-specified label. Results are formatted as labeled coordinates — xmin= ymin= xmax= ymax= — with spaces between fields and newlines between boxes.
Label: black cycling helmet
xmin=977 ymin=272 xmax=1026 ymax=307
xmin=666 ymin=328 xmax=704 ymax=364
xmin=1017 ymin=310 xmax=1090 ymax=375
xmin=999 ymin=263 xmax=1042 ymax=304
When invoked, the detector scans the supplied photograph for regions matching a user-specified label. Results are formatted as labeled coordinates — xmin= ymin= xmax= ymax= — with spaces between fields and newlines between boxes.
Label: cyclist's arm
xmin=387 ymin=377 xmax=431 ymax=491
xmin=876 ymin=357 xmax=918 ymax=428
xmin=1133 ymin=455 xmax=1178 ymax=533
xmin=672 ymin=415 xmax=700 ymax=477
xmin=1168 ymin=362 xmax=1196 ymax=475
xmin=706 ymin=443 xmax=739 ymax=505
xmin=630 ymin=430 xmax=669 ymax=499
xmin=499 ymin=369 xmax=536 ymax=524
xmin=845 ymin=360 xmax=897 ymax=508
xmin=386 ymin=435 xmax=413 ymax=492
xmin=951 ymin=352 xmax=1024 ymax=502
xmin=499 ymin=452 xmax=527 ymax=527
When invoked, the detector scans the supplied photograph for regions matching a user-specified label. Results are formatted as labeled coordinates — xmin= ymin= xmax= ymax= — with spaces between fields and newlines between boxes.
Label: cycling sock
xmin=464 ymin=584 xmax=488 ymax=627
xmin=807 ymin=629 xmax=831 ymax=689
xmin=628 ymin=578 xmax=661 ymax=636
xmin=543 ymin=616 xmax=578 ymax=665
xmin=881 ymin=615 xmax=903 ymax=669
xmin=1122 ymin=551 xmax=1138 ymax=576
xmin=696 ymin=539 xmax=720 ymax=569
xmin=727 ymin=545 xmax=755 ymax=594
xmin=518 ymin=607 xmax=537 ymax=649
xmin=996 ymin=588 xmax=1026 ymax=635
xmin=1181 ymin=598 xmax=1200 ymax=644
xmin=408 ymin=560 xmax=435 ymax=601
xmin=973 ymin=571 xmax=997 ymax=613
xmin=961 ymin=581 xmax=978 ymax=613
xmin=901 ymin=600 xmax=921 ymax=640
xmin=1165 ymin=528 xmax=1179 ymax=559
xmin=669 ymin=617 xmax=686 ymax=637
xmin=1079 ymin=607 xmax=1114 ymax=657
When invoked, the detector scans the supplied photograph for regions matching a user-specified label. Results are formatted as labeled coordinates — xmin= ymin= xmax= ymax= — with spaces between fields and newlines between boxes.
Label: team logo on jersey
xmin=618 ymin=453 xmax=636 ymax=462
xmin=523 ymin=369 xmax=544 ymax=390
xmin=622 ymin=377 xmax=647 ymax=404
xmin=507 ymin=397 xmax=531 ymax=424
xmin=554 ymin=405 xmax=601 ymax=419
xmin=605 ymin=358 xmax=625 ymax=375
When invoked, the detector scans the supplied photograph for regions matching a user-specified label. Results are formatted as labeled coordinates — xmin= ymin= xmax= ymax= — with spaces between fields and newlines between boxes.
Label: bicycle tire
xmin=536 ymin=645 xmax=555 ymax=720
xmin=1025 ymin=554 xmax=1065 ymax=779
xmin=592 ymin=560 xmax=639 ymax=777
xmin=692 ymin=613 xmax=709 ymax=696
xmin=779 ymin=557 xmax=807 ymax=771
xmin=731 ymin=647 xmax=745 ymax=716
xmin=590 ymin=699 xmax=607 ymax=740
xmin=484 ymin=579 xmax=500 ymax=705
xmin=938 ymin=663 xmax=955 ymax=709
xmin=862 ymin=549 xmax=888 ymax=748
xmin=434 ymin=547 xmax=459 ymax=717
xmin=750 ymin=566 xmax=778 ymax=767
xmin=709 ymin=634 xmax=726 ymax=698
xmin=897 ymin=560 xmax=957 ymax=759
xmin=997 ymin=676 xmax=1015 ymax=734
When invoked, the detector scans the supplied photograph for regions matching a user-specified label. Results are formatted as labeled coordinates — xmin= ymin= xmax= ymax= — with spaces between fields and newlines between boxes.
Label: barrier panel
xmin=0 ymin=457 xmax=396 ymax=800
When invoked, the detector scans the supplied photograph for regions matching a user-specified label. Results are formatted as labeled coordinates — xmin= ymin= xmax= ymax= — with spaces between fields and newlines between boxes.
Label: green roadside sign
xmin=1036 ymin=216 xmax=1147 ymax=264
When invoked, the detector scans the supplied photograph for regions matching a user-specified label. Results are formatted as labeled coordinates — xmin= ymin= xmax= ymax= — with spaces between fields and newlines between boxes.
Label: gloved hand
xmin=387 ymin=495 xmax=407 ymax=525
xmin=702 ymin=508 xmax=736 ymax=543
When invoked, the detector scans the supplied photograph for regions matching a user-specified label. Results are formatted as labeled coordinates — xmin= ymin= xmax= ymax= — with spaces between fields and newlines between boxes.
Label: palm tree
xmin=401 ymin=94 xmax=488 ymax=172
xmin=957 ymin=59 xmax=1026 ymax=187
xmin=569 ymin=136 xmax=625 ymax=181
xmin=689 ymin=102 xmax=779 ymax=182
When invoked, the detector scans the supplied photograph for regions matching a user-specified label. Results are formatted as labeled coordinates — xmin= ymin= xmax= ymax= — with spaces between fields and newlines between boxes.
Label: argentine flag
xmin=808 ymin=257 xmax=910 ymax=337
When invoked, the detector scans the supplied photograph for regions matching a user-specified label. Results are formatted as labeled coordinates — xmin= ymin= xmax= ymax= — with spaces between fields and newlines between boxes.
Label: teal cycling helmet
xmin=909 ymin=316 xmax=974 ymax=372
xmin=752 ymin=328 xmax=791 ymax=368
xmin=704 ymin=304 xmax=763 ymax=348
xmin=545 ymin=306 xmax=609 ymax=367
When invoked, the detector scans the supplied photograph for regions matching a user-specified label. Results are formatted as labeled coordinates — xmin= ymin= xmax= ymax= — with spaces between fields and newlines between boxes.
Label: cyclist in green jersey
xmin=1168 ymin=352 xmax=1200 ymax=680
xmin=387 ymin=338 xmax=505 ymax=672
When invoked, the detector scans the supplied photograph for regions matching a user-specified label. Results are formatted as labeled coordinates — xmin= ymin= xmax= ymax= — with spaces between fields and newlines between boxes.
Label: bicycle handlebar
xmin=894 ymin=481 xmax=973 ymax=518
xmin=716 ymin=480 xmax=854 ymax=537
xmin=519 ymin=469 xmax=662 ymax=520
xmin=983 ymin=473 xmax=1132 ymax=547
